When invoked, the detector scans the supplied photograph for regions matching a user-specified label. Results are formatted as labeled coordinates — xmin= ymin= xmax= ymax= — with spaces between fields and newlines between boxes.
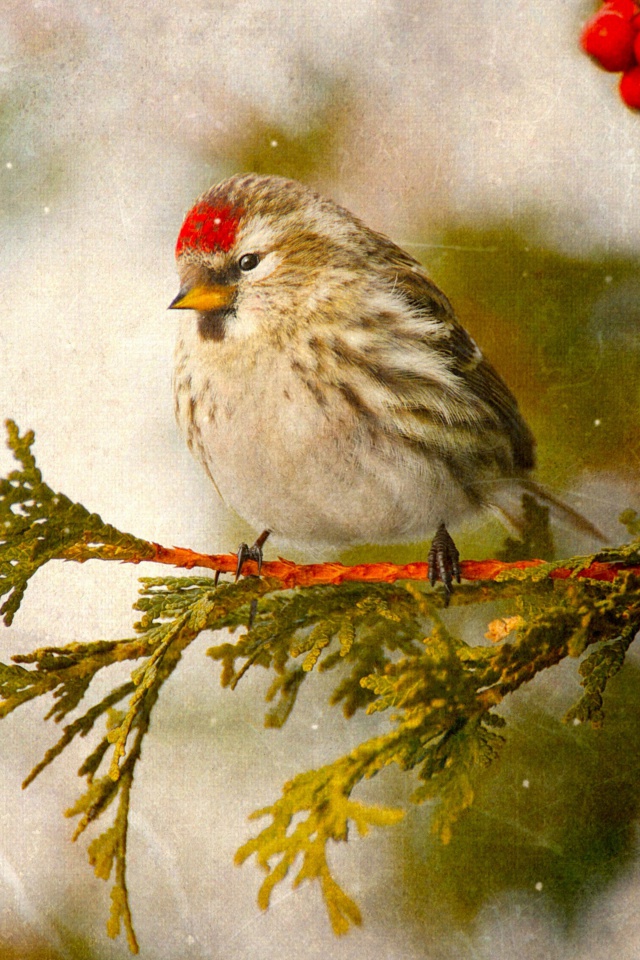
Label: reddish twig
xmin=139 ymin=544 xmax=640 ymax=589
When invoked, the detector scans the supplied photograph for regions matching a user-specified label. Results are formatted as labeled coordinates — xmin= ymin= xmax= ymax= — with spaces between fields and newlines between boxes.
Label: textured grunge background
xmin=1 ymin=1 xmax=639 ymax=957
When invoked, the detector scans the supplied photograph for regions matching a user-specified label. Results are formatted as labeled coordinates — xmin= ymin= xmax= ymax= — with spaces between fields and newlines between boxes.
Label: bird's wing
xmin=372 ymin=249 xmax=536 ymax=476
xmin=461 ymin=355 xmax=536 ymax=471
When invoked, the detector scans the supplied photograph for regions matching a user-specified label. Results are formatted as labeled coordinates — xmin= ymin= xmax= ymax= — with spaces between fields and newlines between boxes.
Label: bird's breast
xmin=172 ymin=318 xmax=475 ymax=546
xmin=174 ymin=318 xmax=332 ymax=483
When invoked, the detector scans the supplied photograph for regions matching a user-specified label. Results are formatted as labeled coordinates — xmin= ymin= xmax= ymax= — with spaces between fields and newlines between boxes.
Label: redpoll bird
xmin=170 ymin=174 xmax=600 ymax=591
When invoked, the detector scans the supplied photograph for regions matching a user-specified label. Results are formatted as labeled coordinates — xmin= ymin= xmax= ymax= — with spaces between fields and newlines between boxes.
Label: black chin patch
xmin=198 ymin=310 xmax=231 ymax=342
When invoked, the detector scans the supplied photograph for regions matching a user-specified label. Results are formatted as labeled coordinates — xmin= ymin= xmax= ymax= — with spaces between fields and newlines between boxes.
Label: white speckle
xmin=63 ymin=527 xmax=70 ymax=535
xmin=594 ymin=419 xmax=601 ymax=427
xmin=535 ymin=881 xmax=543 ymax=892
xmin=604 ymin=275 xmax=613 ymax=284
xmin=522 ymin=779 xmax=530 ymax=789
xmin=213 ymin=217 xmax=221 ymax=225
xmin=270 ymin=139 xmax=278 ymax=147
xmin=186 ymin=935 xmax=195 ymax=945
xmin=5 ymin=162 xmax=12 ymax=169
xmin=573 ymin=717 xmax=581 ymax=726
xmin=311 ymin=723 xmax=319 ymax=730
xmin=43 ymin=206 xmax=50 ymax=214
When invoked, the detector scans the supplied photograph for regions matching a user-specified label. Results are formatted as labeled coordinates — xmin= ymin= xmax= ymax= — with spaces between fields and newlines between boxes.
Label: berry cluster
xmin=581 ymin=0 xmax=640 ymax=107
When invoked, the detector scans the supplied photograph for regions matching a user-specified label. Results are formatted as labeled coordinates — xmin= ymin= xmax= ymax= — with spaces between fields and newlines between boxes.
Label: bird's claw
xmin=427 ymin=522 xmax=461 ymax=601
xmin=235 ymin=541 xmax=263 ymax=579
xmin=235 ymin=529 xmax=271 ymax=580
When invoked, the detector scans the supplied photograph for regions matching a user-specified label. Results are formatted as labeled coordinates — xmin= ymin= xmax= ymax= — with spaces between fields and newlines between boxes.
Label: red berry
xmin=581 ymin=10 xmax=637 ymax=71
xmin=620 ymin=65 xmax=640 ymax=107
xmin=603 ymin=0 xmax=638 ymax=19
xmin=634 ymin=29 xmax=640 ymax=59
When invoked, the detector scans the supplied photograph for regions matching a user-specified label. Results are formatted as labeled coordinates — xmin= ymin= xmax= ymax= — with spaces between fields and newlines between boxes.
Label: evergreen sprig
xmin=235 ymin=739 xmax=406 ymax=934
xmin=0 ymin=420 xmax=154 ymax=625
xmin=0 ymin=421 xmax=638 ymax=952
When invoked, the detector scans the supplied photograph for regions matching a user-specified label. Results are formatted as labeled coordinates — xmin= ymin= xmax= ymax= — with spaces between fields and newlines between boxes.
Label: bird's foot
xmin=427 ymin=522 xmax=461 ymax=601
xmin=235 ymin=529 xmax=271 ymax=580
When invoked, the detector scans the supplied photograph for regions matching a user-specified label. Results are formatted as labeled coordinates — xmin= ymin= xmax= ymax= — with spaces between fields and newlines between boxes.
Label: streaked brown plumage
xmin=170 ymin=173 xmax=599 ymax=589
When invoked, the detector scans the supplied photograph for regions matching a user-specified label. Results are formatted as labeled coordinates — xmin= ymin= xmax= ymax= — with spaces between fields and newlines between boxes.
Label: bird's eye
xmin=239 ymin=253 xmax=260 ymax=272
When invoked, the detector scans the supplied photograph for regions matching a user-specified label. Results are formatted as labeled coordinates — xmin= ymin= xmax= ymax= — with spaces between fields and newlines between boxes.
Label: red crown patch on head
xmin=175 ymin=202 xmax=243 ymax=257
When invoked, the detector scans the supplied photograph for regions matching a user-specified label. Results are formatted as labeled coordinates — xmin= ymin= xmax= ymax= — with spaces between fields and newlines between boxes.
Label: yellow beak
xmin=168 ymin=283 xmax=237 ymax=312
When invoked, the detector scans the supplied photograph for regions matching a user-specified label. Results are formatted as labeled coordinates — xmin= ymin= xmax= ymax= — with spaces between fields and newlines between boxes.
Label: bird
xmin=169 ymin=173 xmax=601 ymax=594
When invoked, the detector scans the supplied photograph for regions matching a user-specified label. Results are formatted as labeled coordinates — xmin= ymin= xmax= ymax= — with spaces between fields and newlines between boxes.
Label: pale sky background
xmin=0 ymin=0 xmax=639 ymax=957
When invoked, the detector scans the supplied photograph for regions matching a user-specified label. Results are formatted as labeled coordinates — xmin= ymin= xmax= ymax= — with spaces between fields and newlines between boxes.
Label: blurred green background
xmin=1 ymin=1 xmax=639 ymax=958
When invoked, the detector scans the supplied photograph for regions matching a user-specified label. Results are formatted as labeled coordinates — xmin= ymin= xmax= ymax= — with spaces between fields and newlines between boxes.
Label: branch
xmin=135 ymin=543 xmax=640 ymax=589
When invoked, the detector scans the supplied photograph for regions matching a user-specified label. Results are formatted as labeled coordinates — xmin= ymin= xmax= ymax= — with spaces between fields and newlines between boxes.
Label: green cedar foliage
xmin=0 ymin=420 xmax=155 ymax=626
xmin=0 ymin=421 xmax=639 ymax=952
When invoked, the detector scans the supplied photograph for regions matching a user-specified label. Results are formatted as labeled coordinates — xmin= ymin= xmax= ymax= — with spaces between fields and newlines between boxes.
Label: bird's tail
xmin=488 ymin=477 xmax=607 ymax=544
